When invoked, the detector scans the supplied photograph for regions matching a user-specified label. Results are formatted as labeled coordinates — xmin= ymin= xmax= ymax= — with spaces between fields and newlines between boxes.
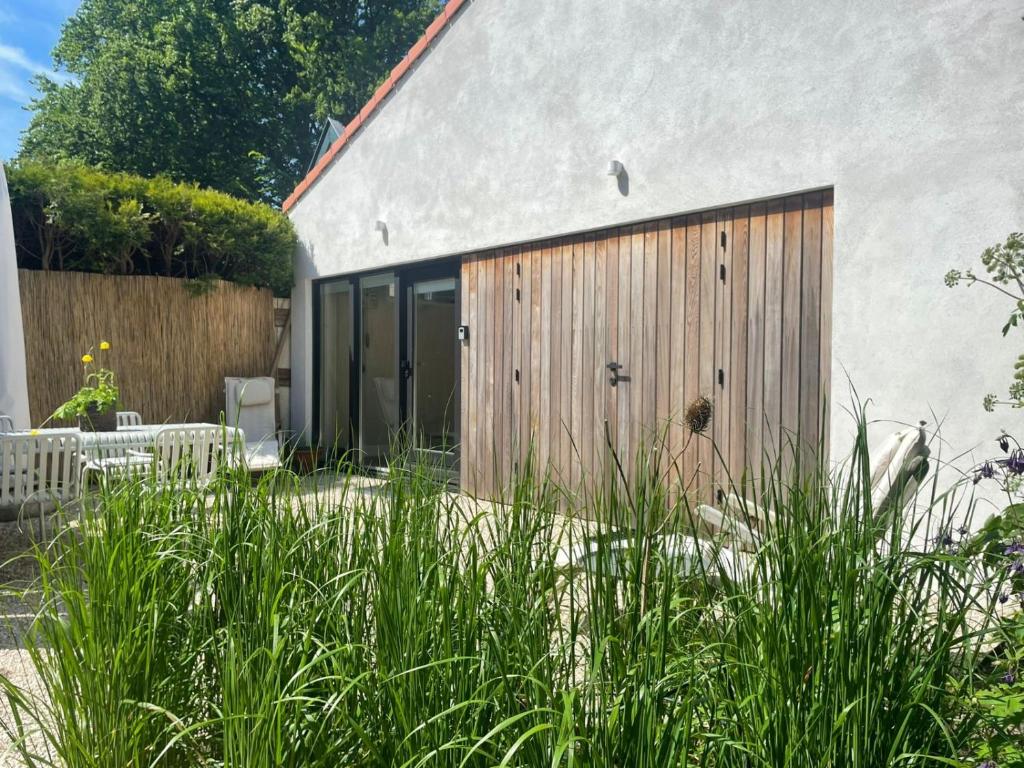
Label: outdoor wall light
xmin=374 ymin=219 xmax=388 ymax=245
xmin=606 ymin=160 xmax=624 ymax=177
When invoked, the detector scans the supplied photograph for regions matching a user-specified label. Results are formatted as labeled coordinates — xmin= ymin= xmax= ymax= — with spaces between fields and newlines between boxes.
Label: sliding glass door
xmin=315 ymin=264 xmax=459 ymax=474
xmin=317 ymin=281 xmax=353 ymax=453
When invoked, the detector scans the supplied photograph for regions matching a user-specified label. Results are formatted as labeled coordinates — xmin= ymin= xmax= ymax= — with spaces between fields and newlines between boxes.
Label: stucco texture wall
xmin=289 ymin=0 xmax=1024 ymax=512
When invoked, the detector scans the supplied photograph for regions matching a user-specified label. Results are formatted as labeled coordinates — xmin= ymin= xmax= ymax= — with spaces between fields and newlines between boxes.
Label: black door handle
xmin=607 ymin=361 xmax=630 ymax=387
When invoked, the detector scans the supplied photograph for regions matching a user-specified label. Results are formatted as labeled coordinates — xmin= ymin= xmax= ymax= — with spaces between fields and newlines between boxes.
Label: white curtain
xmin=0 ymin=161 xmax=30 ymax=429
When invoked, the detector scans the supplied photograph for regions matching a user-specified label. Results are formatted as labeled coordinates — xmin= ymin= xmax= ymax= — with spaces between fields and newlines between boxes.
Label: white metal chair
xmin=0 ymin=432 xmax=82 ymax=535
xmin=82 ymin=430 xmax=155 ymax=485
xmin=116 ymin=411 xmax=143 ymax=427
xmin=152 ymin=425 xmax=241 ymax=488
xmin=225 ymin=377 xmax=281 ymax=472
xmin=0 ymin=414 xmax=13 ymax=433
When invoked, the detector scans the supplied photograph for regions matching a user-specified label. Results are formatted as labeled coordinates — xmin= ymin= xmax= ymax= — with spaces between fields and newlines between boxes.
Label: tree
xmin=19 ymin=0 xmax=442 ymax=205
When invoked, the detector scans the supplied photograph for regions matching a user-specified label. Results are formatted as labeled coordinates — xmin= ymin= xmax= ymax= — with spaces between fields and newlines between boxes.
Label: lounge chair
xmin=225 ymin=377 xmax=281 ymax=472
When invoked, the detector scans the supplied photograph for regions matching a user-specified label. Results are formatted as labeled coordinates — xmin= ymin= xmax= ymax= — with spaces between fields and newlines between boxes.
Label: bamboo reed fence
xmin=18 ymin=270 xmax=275 ymax=426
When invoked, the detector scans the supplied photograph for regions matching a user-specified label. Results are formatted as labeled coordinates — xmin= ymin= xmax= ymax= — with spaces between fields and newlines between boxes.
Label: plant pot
xmin=79 ymin=405 xmax=117 ymax=432
xmin=291 ymin=448 xmax=322 ymax=473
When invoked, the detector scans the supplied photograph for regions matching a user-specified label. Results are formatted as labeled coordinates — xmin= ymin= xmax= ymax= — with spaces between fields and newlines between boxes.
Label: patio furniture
xmin=0 ymin=414 xmax=13 ymax=433
xmin=0 ymin=432 xmax=82 ymax=535
xmin=153 ymin=425 xmax=240 ymax=488
xmin=116 ymin=411 xmax=143 ymax=427
xmin=225 ymin=377 xmax=281 ymax=471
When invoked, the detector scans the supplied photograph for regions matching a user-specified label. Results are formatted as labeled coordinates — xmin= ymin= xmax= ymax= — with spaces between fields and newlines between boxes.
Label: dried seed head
xmin=685 ymin=395 xmax=713 ymax=434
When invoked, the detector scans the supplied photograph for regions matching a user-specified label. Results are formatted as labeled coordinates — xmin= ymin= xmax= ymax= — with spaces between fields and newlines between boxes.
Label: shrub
xmin=6 ymin=160 xmax=296 ymax=295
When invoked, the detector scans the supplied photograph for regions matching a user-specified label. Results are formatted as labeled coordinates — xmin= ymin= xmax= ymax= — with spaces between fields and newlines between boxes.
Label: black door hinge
xmin=515 ymin=287 xmax=521 ymax=302
xmin=718 ymin=368 xmax=725 ymax=387
xmin=514 ymin=368 xmax=520 ymax=383
xmin=719 ymin=264 xmax=726 ymax=282
xmin=720 ymin=231 xmax=727 ymax=249
xmin=516 ymin=263 xmax=521 ymax=277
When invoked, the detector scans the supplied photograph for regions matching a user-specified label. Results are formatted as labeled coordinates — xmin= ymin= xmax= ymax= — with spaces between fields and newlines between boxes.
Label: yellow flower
xmin=82 ymin=354 xmax=94 ymax=364
xmin=99 ymin=341 xmax=111 ymax=351
xmin=30 ymin=429 xmax=39 ymax=436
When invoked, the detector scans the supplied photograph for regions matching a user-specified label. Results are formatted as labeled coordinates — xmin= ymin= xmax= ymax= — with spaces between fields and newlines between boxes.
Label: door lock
xmin=400 ymin=360 xmax=413 ymax=381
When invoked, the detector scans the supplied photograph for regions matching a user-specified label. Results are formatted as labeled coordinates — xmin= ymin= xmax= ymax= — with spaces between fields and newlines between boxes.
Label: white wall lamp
xmin=606 ymin=160 xmax=624 ymax=178
xmin=374 ymin=219 xmax=388 ymax=245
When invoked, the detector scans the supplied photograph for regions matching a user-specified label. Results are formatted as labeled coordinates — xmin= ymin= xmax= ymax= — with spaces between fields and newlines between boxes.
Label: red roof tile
xmin=282 ymin=0 xmax=469 ymax=212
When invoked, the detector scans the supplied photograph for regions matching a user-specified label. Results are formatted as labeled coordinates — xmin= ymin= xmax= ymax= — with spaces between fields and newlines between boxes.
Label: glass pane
xmin=360 ymin=274 xmax=398 ymax=463
xmin=413 ymin=278 xmax=458 ymax=465
xmin=319 ymin=281 xmax=352 ymax=451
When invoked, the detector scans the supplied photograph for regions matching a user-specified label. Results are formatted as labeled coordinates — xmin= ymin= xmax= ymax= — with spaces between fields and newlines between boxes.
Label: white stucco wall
xmin=289 ymin=0 xmax=1024 ymax=510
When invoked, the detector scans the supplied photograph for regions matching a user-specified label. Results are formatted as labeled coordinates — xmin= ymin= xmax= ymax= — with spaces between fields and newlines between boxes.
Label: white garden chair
xmin=152 ymin=425 xmax=242 ymax=488
xmin=116 ymin=411 xmax=143 ymax=427
xmin=0 ymin=414 xmax=13 ymax=433
xmin=225 ymin=377 xmax=281 ymax=472
xmin=0 ymin=432 xmax=82 ymax=536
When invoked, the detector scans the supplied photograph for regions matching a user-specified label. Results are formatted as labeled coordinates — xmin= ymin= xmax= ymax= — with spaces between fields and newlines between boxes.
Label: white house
xmin=285 ymin=0 xmax=1023 ymax=501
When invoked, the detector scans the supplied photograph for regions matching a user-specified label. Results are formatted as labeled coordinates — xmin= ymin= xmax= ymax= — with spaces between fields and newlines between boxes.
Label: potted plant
xmin=51 ymin=341 xmax=120 ymax=431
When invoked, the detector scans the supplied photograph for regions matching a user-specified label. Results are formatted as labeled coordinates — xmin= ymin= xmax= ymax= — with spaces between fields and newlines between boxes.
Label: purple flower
xmin=1003 ymin=671 xmax=1016 ymax=685
xmin=999 ymin=434 xmax=1011 ymax=453
xmin=999 ymin=592 xmax=1010 ymax=604
xmin=1011 ymin=560 xmax=1024 ymax=577
xmin=979 ymin=760 xmax=997 ymax=768
xmin=980 ymin=462 xmax=997 ymax=479
xmin=1005 ymin=450 xmax=1024 ymax=475
xmin=1005 ymin=542 xmax=1024 ymax=556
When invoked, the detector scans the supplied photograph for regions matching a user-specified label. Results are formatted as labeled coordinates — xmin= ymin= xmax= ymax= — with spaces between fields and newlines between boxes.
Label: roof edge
xmin=283 ymin=0 xmax=469 ymax=213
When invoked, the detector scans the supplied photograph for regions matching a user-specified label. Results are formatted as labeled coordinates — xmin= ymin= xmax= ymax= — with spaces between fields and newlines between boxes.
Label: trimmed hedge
xmin=7 ymin=161 xmax=295 ymax=295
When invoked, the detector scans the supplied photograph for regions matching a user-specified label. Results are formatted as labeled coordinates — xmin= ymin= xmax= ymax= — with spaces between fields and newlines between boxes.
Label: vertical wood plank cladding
xmin=629 ymin=225 xmax=645 ymax=476
xmin=616 ymin=229 xmax=632 ymax=470
xmin=604 ymin=233 xmax=620 ymax=470
xmin=668 ymin=218 xmax=687 ymax=471
xmin=570 ymin=238 xmax=584 ymax=490
xmin=715 ymin=211 xmax=734 ymax=492
xmin=642 ymin=222 xmax=659 ymax=444
xmin=460 ymin=256 xmax=474 ymax=492
xmin=582 ymin=236 xmax=596 ymax=486
xmin=539 ymin=244 xmax=553 ymax=473
xmin=729 ymin=207 xmax=751 ymax=483
xmin=459 ymin=190 xmax=833 ymax=503
xmin=820 ymin=190 xmax=835 ymax=457
xmin=592 ymin=236 xmax=607 ymax=482
xmin=656 ymin=221 xmax=672 ymax=449
xmin=746 ymin=205 xmax=767 ymax=479
xmin=518 ymin=247 xmax=531 ymax=471
xmin=763 ymin=200 xmax=785 ymax=467
xmin=698 ymin=211 xmax=718 ymax=498
xmin=781 ymin=197 xmax=804 ymax=472
xmin=560 ymin=240 xmax=574 ymax=484
xmin=800 ymin=194 xmax=823 ymax=459
xmin=683 ymin=216 xmax=702 ymax=491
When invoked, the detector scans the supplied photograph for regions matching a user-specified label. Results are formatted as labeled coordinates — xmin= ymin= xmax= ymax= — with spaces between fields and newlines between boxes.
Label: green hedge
xmin=7 ymin=161 xmax=295 ymax=295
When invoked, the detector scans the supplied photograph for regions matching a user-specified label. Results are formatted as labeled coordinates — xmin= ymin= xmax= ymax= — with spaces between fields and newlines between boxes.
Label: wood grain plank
xmin=468 ymin=257 xmax=482 ymax=494
xmin=560 ymin=240 xmax=574 ymax=486
xmin=715 ymin=210 xmax=733 ymax=495
xmin=482 ymin=255 xmax=497 ymax=497
xmin=493 ymin=251 xmax=507 ymax=493
xmin=616 ymin=229 xmax=632 ymax=478
xmin=698 ymin=210 xmax=718 ymax=500
xmin=656 ymin=220 xmax=672 ymax=452
xmin=541 ymin=242 xmax=555 ymax=476
xmin=781 ymin=196 xmax=804 ymax=475
xmin=592 ymin=235 xmax=607 ymax=485
xmin=669 ymin=218 xmax=687 ymax=479
xmin=729 ymin=206 xmax=751 ymax=486
xmin=820 ymin=189 xmax=834 ymax=459
xmin=745 ymin=206 xmax=767 ymax=480
xmin=605 ymin=231 xmax=620 ymax=483
xmin=530 ymin=246 xmax=542 ymax=464
xmin=570 ymin=238 xmax=584 ymax=491
xmin=630 ymin=224 xmax=646 ymax=477
xmin=460 ymin=256 xmax=474 ymax=492
xmin=582 ymin=235 xmax=596 ymax=488
xmin=800 ymin=194 xmax=823 ymax=463
xmin=643 ymin=222 xmax=659 ymax=446
xmin=763 ymin=200 xmax=785 ymax=469
xmin=683 ymin=216 xmax=702 ymax=495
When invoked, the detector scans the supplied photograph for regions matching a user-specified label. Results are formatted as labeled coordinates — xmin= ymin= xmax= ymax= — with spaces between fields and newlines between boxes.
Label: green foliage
xmin=18 ymin=0 xmax=443 ymax=204
xmin=7 ymin=160 xmax=295 ymax=295
xmin=946 ymin=232 xmax=1024 ymax=410
xmin=0 ymin=423 xmax=1008 ymax=766
xmin=49 ymin=343 xmax=120 ymax=420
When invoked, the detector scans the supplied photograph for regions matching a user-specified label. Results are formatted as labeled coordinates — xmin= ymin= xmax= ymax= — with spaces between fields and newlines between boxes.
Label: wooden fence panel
xmin=18 ymin=270 xmax=274 ymax=427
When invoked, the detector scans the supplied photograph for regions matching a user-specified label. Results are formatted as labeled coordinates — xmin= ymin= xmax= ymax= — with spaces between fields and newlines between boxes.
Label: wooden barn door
xmin=459 ymin=190 xmax=833 ymax=502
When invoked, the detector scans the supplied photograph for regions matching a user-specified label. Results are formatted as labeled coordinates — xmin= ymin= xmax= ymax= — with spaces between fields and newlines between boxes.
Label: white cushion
xmin=235 ymin=379 xmax=274 ymax=407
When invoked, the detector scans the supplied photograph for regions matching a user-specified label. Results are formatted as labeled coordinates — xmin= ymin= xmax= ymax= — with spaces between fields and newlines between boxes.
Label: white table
xmin=11 ymin=424 xmax=237 ymax=459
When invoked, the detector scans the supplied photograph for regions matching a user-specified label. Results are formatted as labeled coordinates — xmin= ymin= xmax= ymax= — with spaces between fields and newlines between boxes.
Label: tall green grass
xmin=0 ymin=422 xmax=1002 ymax=766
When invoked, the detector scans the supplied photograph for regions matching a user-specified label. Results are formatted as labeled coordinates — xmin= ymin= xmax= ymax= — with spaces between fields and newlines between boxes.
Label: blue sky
xmin=0 ymin=0 xmax=78 ymax=160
